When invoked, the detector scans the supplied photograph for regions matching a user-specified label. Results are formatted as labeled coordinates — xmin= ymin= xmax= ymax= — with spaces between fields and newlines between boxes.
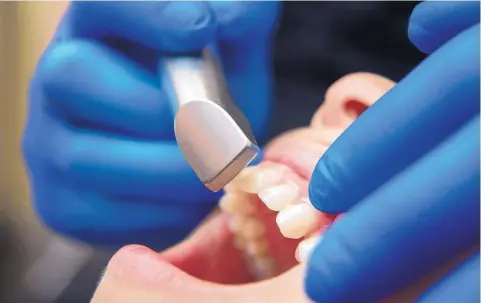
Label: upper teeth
xmin=258 ymin=183 xmax=299 ymax=211
xmin=276 ymin=203 xmax=318 ymax=239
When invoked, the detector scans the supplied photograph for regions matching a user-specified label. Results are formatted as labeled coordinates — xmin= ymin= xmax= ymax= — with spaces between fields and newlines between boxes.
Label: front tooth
xmin=296 ymin=236 xmax=322 ymax=263
xmin=219 ymin=192 xmax=255 ymax=215
xmin=237 ymin=167 xmax=283 ymax=194
xmin=258 ymin=183 xmax=299 ymax=211
xmin=276 ymin=203 xmax=317 ymax=239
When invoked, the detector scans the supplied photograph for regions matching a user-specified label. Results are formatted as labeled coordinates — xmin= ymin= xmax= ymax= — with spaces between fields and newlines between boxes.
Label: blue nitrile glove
xmin=23 ymin=2 xmax=279 ymax=249
xmin=305 ymin=1 xmax=480 ymax=303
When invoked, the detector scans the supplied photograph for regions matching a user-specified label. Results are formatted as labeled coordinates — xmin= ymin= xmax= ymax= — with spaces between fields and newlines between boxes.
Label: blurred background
xmin=0 ymin=1 xmax=423 ymax=302
xmin=0 ymin=2 xmax=109 ymax=303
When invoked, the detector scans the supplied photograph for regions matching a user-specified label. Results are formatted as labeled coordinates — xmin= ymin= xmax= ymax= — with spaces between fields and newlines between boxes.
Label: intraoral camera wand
xmin=163 ymin=49 xmax=260 ymax=192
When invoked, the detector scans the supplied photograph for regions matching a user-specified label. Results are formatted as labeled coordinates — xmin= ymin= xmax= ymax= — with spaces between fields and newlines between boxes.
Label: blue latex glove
xmin=305 ymin=1 xmax=480 ymax=302
xmin=23 ymin=2 xmax=279 ymax=249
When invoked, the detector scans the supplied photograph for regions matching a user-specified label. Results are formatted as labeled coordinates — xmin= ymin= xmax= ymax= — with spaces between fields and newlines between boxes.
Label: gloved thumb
xmin=408 ymin=1 xmax=480 ymax=54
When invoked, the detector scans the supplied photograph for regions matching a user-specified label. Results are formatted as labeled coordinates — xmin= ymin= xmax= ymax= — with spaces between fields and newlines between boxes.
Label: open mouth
xmin=93 ymin=73 xmax=400 ymax=303
xmin=105 ymin=127 xmax=340 ymax=303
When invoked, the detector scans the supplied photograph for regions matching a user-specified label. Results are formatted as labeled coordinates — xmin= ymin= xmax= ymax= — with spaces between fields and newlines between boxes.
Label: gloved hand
xmin=23 ymin=2 xmax=280 ymax=249
xmin=305 ymin=1 xmax=480 ymax=302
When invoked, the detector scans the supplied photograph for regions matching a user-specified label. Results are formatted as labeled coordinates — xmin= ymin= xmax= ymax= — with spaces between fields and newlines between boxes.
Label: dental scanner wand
xmin=163 ymin=49 xmax=260 ymax=192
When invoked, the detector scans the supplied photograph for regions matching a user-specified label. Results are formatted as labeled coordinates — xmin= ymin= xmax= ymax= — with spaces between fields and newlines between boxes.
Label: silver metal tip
xmin=164 ymin=50 xmax=259 ymax=192
xmin=204 ymin=143 xmax=259 ymax=192
xmin=174 ymin=100 xmax=259 ymax=192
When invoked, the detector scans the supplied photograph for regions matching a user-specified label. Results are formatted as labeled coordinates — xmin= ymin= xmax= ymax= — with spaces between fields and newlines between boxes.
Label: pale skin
xmin=91 ymin=73 xmax=474 ymax=303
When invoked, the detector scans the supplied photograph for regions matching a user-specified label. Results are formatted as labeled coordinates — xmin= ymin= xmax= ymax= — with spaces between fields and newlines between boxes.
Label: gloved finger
xmin=417 ymin=251 xmax=480 ymax=303
xmin=210 ymin=1 xmax=280 ymax=42
xmin=39 ymin=117 xmax=220 ymax=204
xmin=408 ymin=1 xmax=480 ymax=54
xmin=305 ymin=116 xmax=480 ymax=303
xmin=213 ymin=2 xmax=280 ymax=140
xmin=66 ymin=1 xmax=217 ymax=53
xmin=309 ymin=24 xmax=480 ymax=214
xmin=39 ymin=40 xmax=175 ymax=140
xmin=31 ymin=178 xmax=214 ymax=248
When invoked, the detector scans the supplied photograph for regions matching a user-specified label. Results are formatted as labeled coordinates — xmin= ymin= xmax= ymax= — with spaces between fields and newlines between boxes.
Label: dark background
xmin=270 ymin=1 xmax=425 ymax=136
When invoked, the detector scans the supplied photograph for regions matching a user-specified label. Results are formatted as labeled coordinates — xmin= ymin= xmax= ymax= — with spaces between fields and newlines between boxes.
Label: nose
xmin=310 ymin=72 xmax=396 ymax=130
